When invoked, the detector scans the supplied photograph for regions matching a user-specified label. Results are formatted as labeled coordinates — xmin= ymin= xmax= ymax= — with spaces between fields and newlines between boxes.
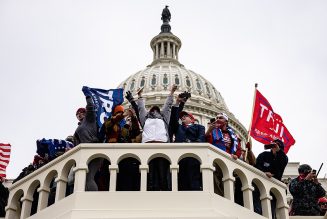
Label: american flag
xmin=0 ymin=143 xmax=11 ymax=179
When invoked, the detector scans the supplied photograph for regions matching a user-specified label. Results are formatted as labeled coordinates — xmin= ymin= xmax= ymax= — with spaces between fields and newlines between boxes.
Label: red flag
xmin=250 ymin=90 xmax=295 ymax=153
xmin=0 ymin=143 xmax=11 ymax=179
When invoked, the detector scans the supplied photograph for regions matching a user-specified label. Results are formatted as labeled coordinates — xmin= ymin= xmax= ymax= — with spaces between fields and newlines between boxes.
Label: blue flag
xmin=82 ymin=86 xmax=124 ymax=127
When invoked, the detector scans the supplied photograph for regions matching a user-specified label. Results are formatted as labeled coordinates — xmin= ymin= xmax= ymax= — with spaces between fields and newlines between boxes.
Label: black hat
xmin=273 ymin=139 xmax=284 ymax=151
xmin=298 ymin=164 xmax=312 ymax=174
xmin=150 ymin=106 xmax=160 ymax=113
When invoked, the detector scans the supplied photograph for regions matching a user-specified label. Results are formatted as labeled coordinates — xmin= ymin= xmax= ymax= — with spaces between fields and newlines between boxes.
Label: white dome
xmin=118 ymin=23 xmax=248 ymax=142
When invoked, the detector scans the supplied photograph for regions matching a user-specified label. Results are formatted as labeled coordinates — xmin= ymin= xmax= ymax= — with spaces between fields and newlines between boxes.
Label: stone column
xmin=170 ymin=165 xmax=179 ymax=191
xmin=20 ymin=196 xmax=33 ymax=219
xmin=176 ymin=47 xmax=179 ymax=60
xmin=5 ymin=205 xmax=18 ymax=219
xmin=109 ymin=165 xmax=119 ymax=191
xmin=261 ymin=194 xmax=273 ymax=219
xmin=139 ymin=165 xmax=149 ymax=191
xmin=160 ymin=42 xmax=164 ymax=58
xmin=172 ymin=44 xmax=176 ymax=59
xmin=37 ymin=187 xmax=50 ymax=211
xmin=55 ymin=176 xmax=68 ymax=202
xmin=155 ymin=44 xmax=159 ymax=59
xmin=201 ymin=164 xmax=215 ymax=192
xmin=73 ymin=166 xmax=87 ymax=192
xmin=241 ymin=184 xmax=254 ymax=211
xmin=222 ymin=176 xmax=235 ymax=201
xmin=276 ymin=201 xmax=289 ymax=219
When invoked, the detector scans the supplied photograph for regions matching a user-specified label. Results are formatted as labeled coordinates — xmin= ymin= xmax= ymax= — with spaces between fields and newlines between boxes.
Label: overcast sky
xmin=1 ymin=0 xmax=326 ymax=179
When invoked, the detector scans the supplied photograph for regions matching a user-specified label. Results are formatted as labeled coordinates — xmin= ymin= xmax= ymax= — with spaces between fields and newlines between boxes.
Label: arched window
xmin=147 ymin=157 xmax=172 ymax=191
xmin=130 ymin=79 xmax=135 ymax=91
xmin=174 ymin=74 xmax=180 ymax=85
xmin=163 ymin=73 xmax=168 ymax=85
xmin=186 ymin=76 xmax=191 ymax=87
xmin=178 ymin=157 xmax=202 ymax=191
xmin=140 ymin=77 xmax=145 ymax=87
xmin=151 ymin=74 xmax=157 ymax=86
xmin=117 ymin=157 xmax=141 ymax=191
xmin=196 ymin=79 xmax=202 ymax=90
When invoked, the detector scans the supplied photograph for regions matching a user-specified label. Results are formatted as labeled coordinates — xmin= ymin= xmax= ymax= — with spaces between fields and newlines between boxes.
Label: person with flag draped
xmin=74 ymin=86 xmax=123 ymax=191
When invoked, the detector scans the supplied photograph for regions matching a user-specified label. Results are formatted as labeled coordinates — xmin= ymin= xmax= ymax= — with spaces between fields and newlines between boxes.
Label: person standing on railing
xmin=205 ymin=112 xmax=239 ymax=159
xmin=74 ymin=96 xmax=102 ymax=191
xmin=170 ymin=100 xmax=205 ymax=190
xmin=137 ymin=85 xmax=177 ymax=191
xmin=289 ymin=164 xmax=326 ymax=216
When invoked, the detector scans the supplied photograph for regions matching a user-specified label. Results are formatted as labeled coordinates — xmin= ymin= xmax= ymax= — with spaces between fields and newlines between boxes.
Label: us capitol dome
xmin=118 ymin=11 xmax=248 ymax=144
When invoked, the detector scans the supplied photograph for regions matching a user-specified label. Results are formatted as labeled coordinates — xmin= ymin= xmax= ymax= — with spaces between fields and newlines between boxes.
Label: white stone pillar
xmin=172 ymin=44 xmax=176 ymax=59
xmin=139 ymin=165 xmax=149 ymax=191
xmin=261 ymin=194 xmax=273 ymax=219
xmin=276 ymin=201 xmax=289 ymax=219
xmin=242 ymin=184 xmax=254 ymax=211
xmin=109 ymin=165 xmax=119 ymax=191
xmin=37 ymin=187 xmax=50 ymax=211
xmin=5 ymin=205 xmax=19 ymax=219
xmin=201 ymin=164 xmax=215 ymax=192
xmin=20 ymin=196 xmax=32 ymax=219
xmin=222 ymin=176 xmax=235 ymax=201
xmin=176 ymin=47 xmax=179 ymax=60
xmin=55 ymin=176 xmax=68 ymax=202
xmin=73 ymin=166 xmax=87 ymax=192
xmin=170 ymin=165 xmax=179 ymax=191
xmin=155 ymin=44 xmax=159 ymax=59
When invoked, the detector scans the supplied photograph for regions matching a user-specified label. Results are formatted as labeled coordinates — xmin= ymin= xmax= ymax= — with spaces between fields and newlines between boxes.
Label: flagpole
xmin=244 ymin=83 xmax=258 ymax=162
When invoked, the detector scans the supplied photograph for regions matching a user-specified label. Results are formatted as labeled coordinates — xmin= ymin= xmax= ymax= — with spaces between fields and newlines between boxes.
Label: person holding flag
xmin=74 ymin=86 xmax=123 ymax=191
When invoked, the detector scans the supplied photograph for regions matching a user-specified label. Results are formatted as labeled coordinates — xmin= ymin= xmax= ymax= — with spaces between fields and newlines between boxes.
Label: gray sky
xmin=1 ymin=0 xmax=326 ymax=179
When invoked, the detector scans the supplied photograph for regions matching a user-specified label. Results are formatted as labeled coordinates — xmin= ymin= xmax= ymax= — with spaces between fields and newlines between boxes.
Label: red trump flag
xmin=250 ymin=90 xmax=295 ymax=153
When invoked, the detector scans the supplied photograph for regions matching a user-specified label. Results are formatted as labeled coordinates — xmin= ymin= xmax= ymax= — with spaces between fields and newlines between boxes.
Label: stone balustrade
xmin=5 ymin=143 xmax=291 ymax=219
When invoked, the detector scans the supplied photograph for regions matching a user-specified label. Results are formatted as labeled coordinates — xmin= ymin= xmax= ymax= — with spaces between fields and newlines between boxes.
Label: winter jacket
xmin=74 ymin=96 xmax=99 ymax=145
xmin=289 ymin=177 xmax=326 ymax=216
xmin=255 ymin=150 xmax=288 ymax=181
xmin=137 ymin=95 xmax=173 ymax=142
xmin=174 ymin=124 xmax=205 ymax=143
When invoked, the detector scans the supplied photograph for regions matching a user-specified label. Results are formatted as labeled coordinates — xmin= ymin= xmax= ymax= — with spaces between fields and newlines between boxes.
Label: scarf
xmin=211 ymin=127 xmax=238 ymax=154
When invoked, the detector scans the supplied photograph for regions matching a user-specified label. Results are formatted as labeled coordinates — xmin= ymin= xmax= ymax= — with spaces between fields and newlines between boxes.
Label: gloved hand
xmin=125 ymin=91 xmax=134 ymax=103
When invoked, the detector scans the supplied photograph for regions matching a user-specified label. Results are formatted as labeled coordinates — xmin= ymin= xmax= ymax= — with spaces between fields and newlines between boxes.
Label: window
xmin=175 ymin=74 xmax=180 ymax=85
xmin=186 ymin=76 xmax=191 ymax=87
xmin=140 ymin=77 xmax=145 ymax=87
xmin=163 ymin=73 xmax=168 ymax=85
xmin=130 ymin=79 xmax=135 ymax=90
xmin=151 ymin=74 xmax=157 ymax=86
xmin=196 ymin=79 xmax=202 ymax=90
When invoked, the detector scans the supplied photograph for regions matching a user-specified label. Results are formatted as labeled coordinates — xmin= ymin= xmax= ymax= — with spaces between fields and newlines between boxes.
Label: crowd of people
xmin=1 ymin=85 xmax=326 ymax=217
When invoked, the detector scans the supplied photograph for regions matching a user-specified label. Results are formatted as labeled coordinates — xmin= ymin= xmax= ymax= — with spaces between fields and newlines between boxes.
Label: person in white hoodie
xmin=137 ymin=84 xmax=177 ymax=190
xmin=137 ymin=84 xmax=177 ymax=143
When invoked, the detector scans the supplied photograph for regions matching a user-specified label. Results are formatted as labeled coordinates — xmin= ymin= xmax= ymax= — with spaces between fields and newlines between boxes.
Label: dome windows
xmin=174 ymin=74 xmax=180 ymax=85
xmin=163 ymin=73 xmax=168 ymax=85
xmin=185 ymin=76 xmax=191 ymax=87
xmin=151 ymin=74 xmax=157 ymax=86
xmin=130 ymin=79 xmax=135 ymax=91
xmin=140 ymin=77 xmax=145 ymax=87
xmin=196 ymin=79 xmax=202 ymax=90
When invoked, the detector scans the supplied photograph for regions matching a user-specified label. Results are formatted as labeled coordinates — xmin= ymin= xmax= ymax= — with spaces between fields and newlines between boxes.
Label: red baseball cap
xmin=179 ymin=111 xmax=195 ymax=121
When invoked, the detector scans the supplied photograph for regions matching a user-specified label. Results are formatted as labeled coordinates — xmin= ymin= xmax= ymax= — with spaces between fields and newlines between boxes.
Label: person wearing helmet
xmin=318 ymin=197 xmax=327 ymax=216
xmin=289 ymin=164 xmax=326 ymax=216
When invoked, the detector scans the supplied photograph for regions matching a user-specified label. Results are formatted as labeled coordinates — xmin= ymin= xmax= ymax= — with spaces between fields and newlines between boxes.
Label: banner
xmin=0 ymin=143 xmax=11 ymax=179
xmin=82 ymin=86 xmax=124 ymax=127
xmin=250 ymin=89 xmax=295 ymax=153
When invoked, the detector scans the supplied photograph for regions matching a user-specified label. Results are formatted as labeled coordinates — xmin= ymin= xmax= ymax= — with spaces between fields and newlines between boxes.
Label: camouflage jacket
xmin=289 ymin=176 xmax=326 ymax=216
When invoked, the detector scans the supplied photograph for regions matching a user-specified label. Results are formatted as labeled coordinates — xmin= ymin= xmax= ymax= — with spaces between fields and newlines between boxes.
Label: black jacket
xmin=255 ymin=150 xmax=288 ymax=181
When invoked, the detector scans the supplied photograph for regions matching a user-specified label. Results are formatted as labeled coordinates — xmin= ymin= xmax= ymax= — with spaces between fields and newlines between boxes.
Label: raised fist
xmin=125 ymin=91 xmax=134 ymax=103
